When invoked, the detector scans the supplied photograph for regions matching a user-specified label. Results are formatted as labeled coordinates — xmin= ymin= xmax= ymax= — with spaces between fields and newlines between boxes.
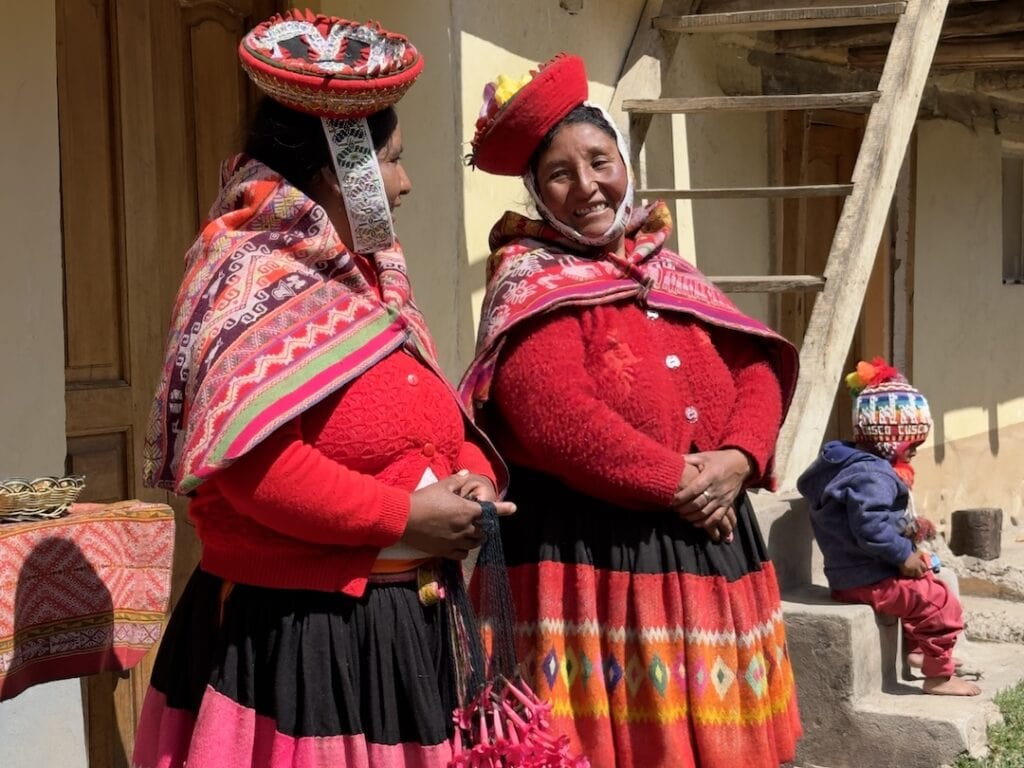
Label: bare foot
xmin=907 ymin=652 xmax=964 ymax=669
xmin=923 ymin=676 xmax=982 ymax=696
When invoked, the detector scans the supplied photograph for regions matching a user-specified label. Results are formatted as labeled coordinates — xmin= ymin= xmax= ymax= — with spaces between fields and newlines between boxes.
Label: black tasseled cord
xmin=442 ymin=500 xmax=518 ymax=706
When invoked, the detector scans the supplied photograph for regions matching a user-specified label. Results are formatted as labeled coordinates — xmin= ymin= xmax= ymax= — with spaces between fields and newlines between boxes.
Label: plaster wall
xmin=912 ymin=119 xmax=1024 ymax=524
xmin=317 ymin=0 xmax=464 ymax=376
xmin=0 ymin=4 xmax=87 ymax=768
xmin=318 ymin=0 xmax=645 ymax=375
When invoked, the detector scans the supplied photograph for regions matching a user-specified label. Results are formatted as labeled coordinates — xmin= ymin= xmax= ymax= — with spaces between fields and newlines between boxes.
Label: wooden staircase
xmin=613 ymin=0 xmax=950 ymax=487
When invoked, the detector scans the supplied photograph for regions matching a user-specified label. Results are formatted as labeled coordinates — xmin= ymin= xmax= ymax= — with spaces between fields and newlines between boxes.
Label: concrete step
xmin=961 ymin=592 xmax=1024 ymax=644
xmin=781 ymin=585 xmax=1020 ymax=768
xmin=853 ymin=689 xmax=998 ymax=765
xmin=749 ymin=489 xmax=816 ymax=592
xmin=783 ymin=585 xmax=897 ymax=701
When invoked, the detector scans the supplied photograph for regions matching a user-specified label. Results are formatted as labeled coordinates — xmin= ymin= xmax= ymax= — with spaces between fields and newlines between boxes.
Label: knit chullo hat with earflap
xmin=846 ymin=357 xmax=932 ymax=463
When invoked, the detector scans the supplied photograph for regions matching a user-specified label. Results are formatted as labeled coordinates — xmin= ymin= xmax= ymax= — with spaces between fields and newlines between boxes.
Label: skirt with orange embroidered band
xmin=131 ymin=566 xmax=458 ymax=768
xmin=474 ymin=466 xmax=802 ymax=768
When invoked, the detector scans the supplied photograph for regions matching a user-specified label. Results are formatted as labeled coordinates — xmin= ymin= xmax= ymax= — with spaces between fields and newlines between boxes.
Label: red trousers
xmin=832 ymin=572 xmax=964 ymax=677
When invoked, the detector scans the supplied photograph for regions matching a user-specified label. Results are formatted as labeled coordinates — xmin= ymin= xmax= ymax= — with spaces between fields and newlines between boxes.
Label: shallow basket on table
xmin=0 ymin=476 xmax=85 ymax=523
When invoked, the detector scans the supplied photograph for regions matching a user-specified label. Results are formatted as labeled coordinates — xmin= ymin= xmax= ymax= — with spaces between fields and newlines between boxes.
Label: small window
xmin=1002 ymin=153 xmax=1024 ymax=283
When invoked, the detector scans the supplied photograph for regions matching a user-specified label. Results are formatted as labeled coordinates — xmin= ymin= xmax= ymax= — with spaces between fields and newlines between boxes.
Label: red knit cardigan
xmin=188 ymin=260 xmax=499 ymax=597
xmin=489 ymin=301 xmax=783 ymax=509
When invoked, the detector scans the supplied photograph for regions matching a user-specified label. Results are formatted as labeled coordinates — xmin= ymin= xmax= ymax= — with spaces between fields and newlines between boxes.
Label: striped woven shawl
xmin=145 ymin=156 xmax=438 ymax=494
xmin=460 ymin=201 xmax=799 ymax=417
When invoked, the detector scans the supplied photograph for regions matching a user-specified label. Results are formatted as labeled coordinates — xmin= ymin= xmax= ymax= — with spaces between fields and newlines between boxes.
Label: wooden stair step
xmin=710 ymin=275 xmax=826 ymax=293
xmin=637 ymin=184 xmax=854 ymax=199
xmin=623 ymin=92 xmax=880 ymax=114
xmin=655 ymin=3 xmax=906 ymax=34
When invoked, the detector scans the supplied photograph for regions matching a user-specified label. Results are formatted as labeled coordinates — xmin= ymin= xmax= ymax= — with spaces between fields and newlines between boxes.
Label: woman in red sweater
xmin=133 ymin=13 xmax=512 ymax=768
xmin=462 ymin=55 xmax=802 ymax=768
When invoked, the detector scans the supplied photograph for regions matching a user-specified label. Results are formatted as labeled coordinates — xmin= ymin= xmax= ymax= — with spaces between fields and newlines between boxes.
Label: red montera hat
xmin=470 ymin=54 xmax=589 ymax=176
xmin=239 ymin=10 xmax=424 ymax=119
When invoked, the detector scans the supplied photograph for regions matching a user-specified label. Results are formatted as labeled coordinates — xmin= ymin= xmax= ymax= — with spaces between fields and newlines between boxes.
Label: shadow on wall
xmin=930 ymin=402 xmax=1002 ymax=465
xmin=763 ymin=494 xmax=814 ymax=593
xmin=913 ymin=120 xmax=1024 ymax=472
xmin=5 ymin=537 xmax=128 ymax=766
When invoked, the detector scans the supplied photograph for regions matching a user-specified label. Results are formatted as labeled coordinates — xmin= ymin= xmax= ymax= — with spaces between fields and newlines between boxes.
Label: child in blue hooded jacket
xmin=798 ymin=359 xmax=979 ymax=696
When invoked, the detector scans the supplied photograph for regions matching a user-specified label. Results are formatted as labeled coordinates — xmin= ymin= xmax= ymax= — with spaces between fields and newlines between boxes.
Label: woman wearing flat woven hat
xmin=461 ymin=54 xmax=802 ymax=768
xmin=133 ymin=11 xmax=515 ymax=768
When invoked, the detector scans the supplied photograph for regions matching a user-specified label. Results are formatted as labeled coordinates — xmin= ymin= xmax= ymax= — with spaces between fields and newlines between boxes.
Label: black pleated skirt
xmin=132 ymin=567 xmax=458 ymax=768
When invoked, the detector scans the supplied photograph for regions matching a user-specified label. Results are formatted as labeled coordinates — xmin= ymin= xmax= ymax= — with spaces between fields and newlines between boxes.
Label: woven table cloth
xmin=0 ymin=500 xmax=174 ymax=701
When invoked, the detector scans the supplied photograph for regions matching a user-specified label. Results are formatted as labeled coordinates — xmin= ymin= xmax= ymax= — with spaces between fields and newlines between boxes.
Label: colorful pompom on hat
xmin=846 ymin=357 xmax=932 ymax=461
xmin=239 ymin=10 xmax=424 ymax=119
xmin=469 ymin=53 xmax=589 ymax=176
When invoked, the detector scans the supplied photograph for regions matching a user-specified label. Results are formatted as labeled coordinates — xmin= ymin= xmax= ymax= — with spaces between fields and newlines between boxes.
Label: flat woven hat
xmin=470 ymin=53 xmax=589 ymax=176
xmin=239 ymin=9 xmax=424 ymax=119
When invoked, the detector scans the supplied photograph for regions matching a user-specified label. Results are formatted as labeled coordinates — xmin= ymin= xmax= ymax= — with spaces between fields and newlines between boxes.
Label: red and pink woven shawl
xmin=460 ymin=201 xmax=798 ymax=415
xmin=145 ymin=156 xmax=438 ymax=494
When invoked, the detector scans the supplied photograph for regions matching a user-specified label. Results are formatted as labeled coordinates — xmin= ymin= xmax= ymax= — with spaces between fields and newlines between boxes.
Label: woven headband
xmin=321 ymin=118 xmax=395 ymax=254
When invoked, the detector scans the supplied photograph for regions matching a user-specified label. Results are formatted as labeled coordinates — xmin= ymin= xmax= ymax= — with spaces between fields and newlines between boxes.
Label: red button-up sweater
xmin=188 ymin=254 xmax=497 ymax=596
xmin=489 ymin=302 xmax=783 ymax=510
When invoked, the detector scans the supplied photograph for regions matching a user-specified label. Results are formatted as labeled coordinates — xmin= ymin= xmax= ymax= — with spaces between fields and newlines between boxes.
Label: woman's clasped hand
xmin=405 ymin=471 xmax=516 ymax=559
xmin=672 ymin=449 xmax=753 ymax=541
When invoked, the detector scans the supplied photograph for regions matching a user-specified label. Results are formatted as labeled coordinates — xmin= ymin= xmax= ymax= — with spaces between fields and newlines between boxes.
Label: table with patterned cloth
xmin=0 ymin=500 xmax=175 ymax=701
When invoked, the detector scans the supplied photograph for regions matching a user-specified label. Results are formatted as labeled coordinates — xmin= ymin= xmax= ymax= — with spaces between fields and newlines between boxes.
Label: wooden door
xmin=57 ymin=1 xmax=277 ymax=765
xmin=772 ymin=110 xmax=898 ymax=443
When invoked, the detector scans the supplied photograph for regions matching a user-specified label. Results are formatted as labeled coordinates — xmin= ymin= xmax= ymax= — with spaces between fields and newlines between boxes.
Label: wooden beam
xmin=922 ymin=87 xmax=1024 ymax=124
xmin=710 ymin=275 xmax=826 ymax=292
xmin=926 ymin=92 xmax=1024 ymax=148
xmin=776 ymin=0 xmax=1024 ymax=49
xmin=697 ymin=0 xmax=983 ymax=12
xmin=748 ymin=46 xmax=1024 ymax=138
xmin=655 ymin=4 xmax=905 ymax=34
xmin=637 ymin=184 xmax=854 ymax=198
xmin=850 ymin=32 xmax=1024 ymax=71
xmin=775 ymin=0 xmax=950 ymax=488
xmin=624 ymin=91 xmax=880 ymax=113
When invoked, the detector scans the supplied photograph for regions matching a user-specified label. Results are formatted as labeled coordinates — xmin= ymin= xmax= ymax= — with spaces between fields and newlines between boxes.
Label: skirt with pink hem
xmin=132 ymin=568 xmax=456 ymax=768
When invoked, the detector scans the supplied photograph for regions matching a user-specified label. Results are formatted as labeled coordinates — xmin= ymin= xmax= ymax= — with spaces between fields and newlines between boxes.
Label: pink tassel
xmin=448 ymin=677 xmax=590 ymax=768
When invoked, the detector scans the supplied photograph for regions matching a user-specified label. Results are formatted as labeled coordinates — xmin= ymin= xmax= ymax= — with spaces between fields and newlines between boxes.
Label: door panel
xmin=58 ymin=1 xmax=278 ymax=765
xmin=58 ymin=0 xmax=127 ymax=387
xmin=66 ymin=432 xmax=132 ymax=503
xmin=188 ymin=15 xmax=252 ymax=213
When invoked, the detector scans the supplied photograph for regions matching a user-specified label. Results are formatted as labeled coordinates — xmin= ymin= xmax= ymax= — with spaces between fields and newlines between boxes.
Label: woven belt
xmin=368 ymin=562 xmax=446 ymax=605
xmin=367 ymin=568 xmax=419 ymax=584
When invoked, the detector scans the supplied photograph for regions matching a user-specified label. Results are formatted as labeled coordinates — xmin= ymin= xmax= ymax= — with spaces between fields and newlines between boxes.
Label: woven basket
xmin=0 ymin=476 xmax=85 ymax=523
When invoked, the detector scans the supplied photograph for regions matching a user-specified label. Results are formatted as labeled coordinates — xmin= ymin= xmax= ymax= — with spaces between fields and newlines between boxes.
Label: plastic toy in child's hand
xmin=919 ymin=550 xmax=941 ymax=573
